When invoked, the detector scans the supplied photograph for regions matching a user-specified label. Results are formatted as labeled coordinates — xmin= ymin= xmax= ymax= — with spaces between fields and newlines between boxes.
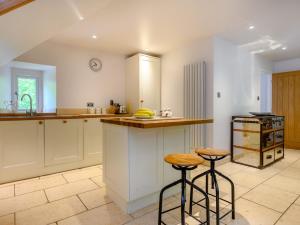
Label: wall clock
xmin=89 ymin=58 xmax=102 ymax=72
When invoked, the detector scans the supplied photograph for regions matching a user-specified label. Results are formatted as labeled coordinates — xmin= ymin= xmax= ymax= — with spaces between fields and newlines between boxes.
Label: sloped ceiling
xmin=0 ymin=0 xmax=113 ymax=66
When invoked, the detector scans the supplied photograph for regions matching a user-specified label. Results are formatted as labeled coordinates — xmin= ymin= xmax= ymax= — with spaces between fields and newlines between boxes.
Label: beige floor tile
xmin=275 ymin=204 xmax=300 ymax=225
xmin=78 ymin=188 xmax=112 ymax=209
xmin=63 ymin=167 xmax=102 ymax=183
xmin=242 ymin=184 xmax=298 ymax=212
xmin=229 ymin=171 xmax=265 ymax=189
xmin=218 ymin=180 xmax=250 ymax=202
xmin=242 ymin=166 xmax=280 ymax=179
xmin=15 ymin=175 xmax=66 ymax=195
xmin=279 ymin=166 xmax=300 ymax=180
xmin=295 ymin=197 xmax=300 ymax=206
xmin=90 ymin=176 xmax=105 ymax=187
xmin=0 ymin=190 xmax=47 ymax=216
xmin=264 ymin=175 xmax=300 ymax=194
xmin=291 ymin=159 xmax=300 ymax=169
xmin=216 ymin=162 xmax=247 ymax=176
xmin=0 ymin=214 xmax=14 ymax=225
xmin=222 ymin=198 xmax=281 ymax=225
xmin=125 ymin=210 xmax=179 ymax=225
xmin=0 ymin=185 xmax=14 ymax=200
xmin=271 ymin=158 xmax=294 ymax=170
xmin=16 ymin=196 xmax=86 ymax=225
xmin=1 ymin=177 xmax=40 ymax=188
xmin=45 ymin=179 xmax=98 ymax=202
xmin=130 ymin=196 xmax=177 ymax=218
xmin=57 ymin=203 xmax=132 ymax=225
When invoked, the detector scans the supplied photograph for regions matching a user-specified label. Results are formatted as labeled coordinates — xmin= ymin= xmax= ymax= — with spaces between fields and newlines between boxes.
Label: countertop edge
xmin=101 ymin=118 xmax=214 ymax=128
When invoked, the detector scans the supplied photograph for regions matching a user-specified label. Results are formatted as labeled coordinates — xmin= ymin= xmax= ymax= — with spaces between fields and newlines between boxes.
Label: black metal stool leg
xmin=181 ymin=169 xmax=186 ymax=225
xmin=158 ymin=179 xmax=182 ymax=225
xmin=186 ymin=180 xmax=210 ymax=225
xmin=215 ymin=170 xmax=235 ymax=219
xmin=189 ymin=170 xmax=210 ymax=215
xmin=205 ymin=174 xmax=209 ymax=193
xmin=211 ymin=172 xmax=220 ymax=225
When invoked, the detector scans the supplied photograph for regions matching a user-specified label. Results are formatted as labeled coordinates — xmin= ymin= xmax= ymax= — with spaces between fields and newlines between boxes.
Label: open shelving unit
xmin=231 ymin=115 xmax=285 ymax=169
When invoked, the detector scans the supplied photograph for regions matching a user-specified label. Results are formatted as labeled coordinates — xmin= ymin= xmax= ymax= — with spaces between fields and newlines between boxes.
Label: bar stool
xmin=158 ymin=153 xmax=210 ymax=225
xmin=189 ymin=148 xmax=235 ymax=225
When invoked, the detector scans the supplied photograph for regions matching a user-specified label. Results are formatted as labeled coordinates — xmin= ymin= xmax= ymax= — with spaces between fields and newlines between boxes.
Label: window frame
xmin=11 ymin=68 xmax=43 ymax=112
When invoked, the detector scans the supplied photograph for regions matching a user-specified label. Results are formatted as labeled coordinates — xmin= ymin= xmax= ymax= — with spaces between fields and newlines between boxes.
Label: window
xmin=12 ymin=68 xmax=43 ymax=112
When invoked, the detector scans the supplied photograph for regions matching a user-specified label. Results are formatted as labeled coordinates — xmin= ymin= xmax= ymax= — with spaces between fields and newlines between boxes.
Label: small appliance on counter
xmin=160 ymin=108 xmax=173 ymax=118
xmin=231 ymin=113 xmax=285 ymax=169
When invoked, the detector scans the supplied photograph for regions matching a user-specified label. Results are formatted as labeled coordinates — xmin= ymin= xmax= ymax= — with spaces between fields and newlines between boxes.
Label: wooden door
xmin=273 ymin=71 xmax=300 ymax=149
xmin=45 ymin=119 xmax=83 ymax=166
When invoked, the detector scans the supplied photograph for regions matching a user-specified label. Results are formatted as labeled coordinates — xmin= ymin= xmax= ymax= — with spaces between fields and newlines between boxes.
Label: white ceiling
xmin=50 ymin=0 xmax=300 ymax=61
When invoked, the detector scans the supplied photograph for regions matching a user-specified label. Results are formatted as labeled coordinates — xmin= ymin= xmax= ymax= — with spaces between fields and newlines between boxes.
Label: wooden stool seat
xmin=195 ymin=148 xmax=230 ymax=157
xmin=164 ymin=153 xmax=204 ymax=167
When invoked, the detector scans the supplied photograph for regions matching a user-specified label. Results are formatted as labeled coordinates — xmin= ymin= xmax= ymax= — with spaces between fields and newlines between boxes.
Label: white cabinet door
xmin=163 ymin=126 xmax=190 ymax=185
xmin=0 ymin=120 xmax=44 ymax=180
xmin=129 ymin=128 xmax=163 ymax=201
xmin=45 ymin=119 xmax=83 ymax=166
xmin=83 ymin=118 xmax=103 ymax=163
xmin=139 ymin=55 xmax=161 ymax=112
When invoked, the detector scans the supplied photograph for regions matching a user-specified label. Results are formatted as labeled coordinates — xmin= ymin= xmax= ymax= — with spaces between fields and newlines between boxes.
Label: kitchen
xmin=0 ymin=1 xmax=300 ymax=225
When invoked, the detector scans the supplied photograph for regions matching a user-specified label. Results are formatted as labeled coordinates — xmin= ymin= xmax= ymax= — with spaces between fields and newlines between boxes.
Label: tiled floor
xmin=0 ymin=149 xmax=300 ymax=225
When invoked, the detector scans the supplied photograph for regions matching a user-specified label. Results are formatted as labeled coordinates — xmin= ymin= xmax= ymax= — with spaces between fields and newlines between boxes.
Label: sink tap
xmin=21 ymin=94 xmax=34 ymax=116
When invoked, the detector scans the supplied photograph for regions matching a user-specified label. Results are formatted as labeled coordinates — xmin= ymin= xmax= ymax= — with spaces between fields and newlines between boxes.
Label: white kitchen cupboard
xmin=103 ymin=123 xmax=190 ymax=213
xmin=0 ymin=120 xmax=44 ymax=181
xmin=125 ymin=53 xmax=161 ymax=113
xmin=83 ymin=118 xmax=103 ymax=163
xmin=45 ymin=119 xmax=83 ymax=166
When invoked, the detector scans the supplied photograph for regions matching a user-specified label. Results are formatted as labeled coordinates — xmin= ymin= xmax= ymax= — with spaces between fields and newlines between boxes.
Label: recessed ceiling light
xmin=248 ymin=25 xmax=255 ymax=30
xmin=92 ymin=35 xmax=97 ymax=39
xmin=145 ymin=48 xmax=149 ymax=51
xmin=79 ymin=16 xmax=84 ymax=21
xmin=282 ymin=47 xmax=287 ymax=50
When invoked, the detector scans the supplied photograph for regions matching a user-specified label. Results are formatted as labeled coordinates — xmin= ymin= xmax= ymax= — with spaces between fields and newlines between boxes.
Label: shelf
xmin=233 ymin=129 xmax=260 ymax=133
xmin=233 ymin=145 xmax=260 ymax=152
xmin=262 ymin=143 xmax=284 ymax=152
xmin=262 ymin=128 xmax=284 ymax=134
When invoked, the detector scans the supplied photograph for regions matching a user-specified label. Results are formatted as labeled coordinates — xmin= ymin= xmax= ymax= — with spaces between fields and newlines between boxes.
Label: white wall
xmin=162 ymin=36 xmax=272 ymax=150
xmin=273 ymin=57 xmax=300 ymax=73
xmin=213 ymin=37 xmax=272 ymax=149
xmin=0 ymin=65 xmax=11 ymax=109
xmin=161 ymin=37 xmax=214 ymax=146
xmin=17 ymin=41 xmax=125 ymax=109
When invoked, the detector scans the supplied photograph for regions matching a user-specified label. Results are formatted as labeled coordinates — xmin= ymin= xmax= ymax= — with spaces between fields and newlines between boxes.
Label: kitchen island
xmin=101 ymin=117 xmax=213 ymax=213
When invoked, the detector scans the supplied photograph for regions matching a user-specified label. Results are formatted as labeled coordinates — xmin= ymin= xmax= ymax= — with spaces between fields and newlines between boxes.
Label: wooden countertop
xmin=101 ymin=117 xmax=213 ymax=128
xmin=0 ymin=113 xmax=129 ymax=121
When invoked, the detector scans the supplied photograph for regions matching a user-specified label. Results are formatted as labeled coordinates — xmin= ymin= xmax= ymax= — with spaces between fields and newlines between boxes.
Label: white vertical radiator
xmin=184 ymin=62 xmax=207 ymax=149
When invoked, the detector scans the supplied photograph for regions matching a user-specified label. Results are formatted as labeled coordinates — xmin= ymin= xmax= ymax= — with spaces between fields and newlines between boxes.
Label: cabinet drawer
xmin=275 ymin=146 xmax=284 ymax=160
xmin=263 ymin=150 xmax=274 ymax=166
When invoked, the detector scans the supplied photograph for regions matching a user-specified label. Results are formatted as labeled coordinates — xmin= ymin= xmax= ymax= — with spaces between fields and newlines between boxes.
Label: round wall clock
xmin=89 ymin=58 xmax=102 ymax=72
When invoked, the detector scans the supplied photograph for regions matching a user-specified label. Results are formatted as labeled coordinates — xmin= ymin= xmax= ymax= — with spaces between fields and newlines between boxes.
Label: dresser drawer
xmin=275 ymin=146 xmax=284 ymax=160
xmin=263 ymin=149 xmax=274 ymax=166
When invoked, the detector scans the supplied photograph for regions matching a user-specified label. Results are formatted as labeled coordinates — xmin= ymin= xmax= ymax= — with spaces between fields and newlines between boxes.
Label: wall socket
xmin=87 ymin=102 xmax=94 ymax=107
xmin=217 ymin=92 xmax=221 ymax=98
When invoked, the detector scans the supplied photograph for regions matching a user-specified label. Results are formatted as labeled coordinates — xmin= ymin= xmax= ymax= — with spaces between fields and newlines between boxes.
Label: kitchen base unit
xmin=101 ymin=117 xmax=213 ymax=213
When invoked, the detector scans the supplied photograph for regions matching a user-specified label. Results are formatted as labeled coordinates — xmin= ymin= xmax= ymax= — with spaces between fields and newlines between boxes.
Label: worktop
xmin=101 ymin=117 xmax=213 ymax=128
xmin=0 ymin=113 xmax=129 ymax=121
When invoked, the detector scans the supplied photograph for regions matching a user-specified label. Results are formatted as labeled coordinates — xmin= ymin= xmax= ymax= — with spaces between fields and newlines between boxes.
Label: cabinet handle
xmin=63 ymin=120 xmax=67 ymax=124
xmin=277 ymin=150 xmax=282 ymax=154
xmin=39 ymin=121 xmax=43 ymax=125
xmin=84 ymin=120 xmax=88 ymax=123
xmin=266 ymin=155 xmax=272 ymax=159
